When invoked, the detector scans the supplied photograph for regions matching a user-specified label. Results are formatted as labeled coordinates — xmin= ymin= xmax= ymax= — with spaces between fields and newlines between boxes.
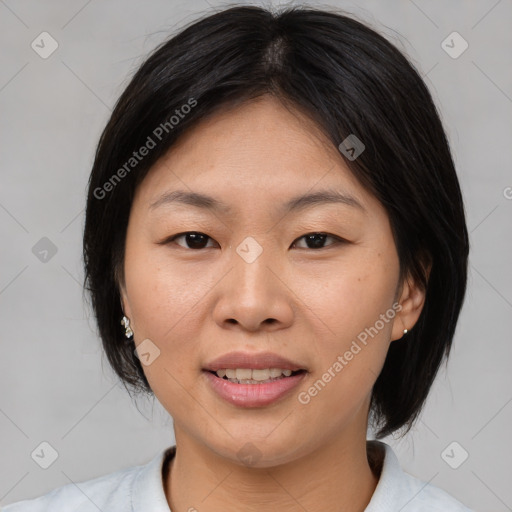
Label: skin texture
xmin=119 ymin=95 xmax=426 ymax=512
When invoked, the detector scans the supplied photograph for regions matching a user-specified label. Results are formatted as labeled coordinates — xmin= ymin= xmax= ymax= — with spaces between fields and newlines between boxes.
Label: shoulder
xmin=1 ymin=447 xmax=172 ymax=512
xmin=366 ymin=441 xmax=474 ymax=512
xmin=396 ymin=469 xmax=473 ymax=511
xmin=1 ymin=465 xmax=140 ymax=512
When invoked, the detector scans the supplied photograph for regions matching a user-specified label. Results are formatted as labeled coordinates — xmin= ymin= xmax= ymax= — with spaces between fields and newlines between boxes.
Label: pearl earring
xmin=121 ymin=316 xmax=134 ymax=339
xmin=403 ymin=328 xmax=408 ymax=335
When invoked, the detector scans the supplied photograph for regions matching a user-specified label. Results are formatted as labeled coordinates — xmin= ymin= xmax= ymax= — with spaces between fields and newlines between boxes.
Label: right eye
xmin=165 ymin=232 xmax=218 ymax=250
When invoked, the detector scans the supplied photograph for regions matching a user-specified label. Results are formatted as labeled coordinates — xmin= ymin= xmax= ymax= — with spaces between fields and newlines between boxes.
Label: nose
xmin=212 ymin=246 xmax=295 ymax=333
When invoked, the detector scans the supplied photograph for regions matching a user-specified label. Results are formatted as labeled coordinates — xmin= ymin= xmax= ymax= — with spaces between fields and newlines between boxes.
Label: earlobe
xmin=391 ymin=275 xmax=427 ymax=341
xmin=119 ymin=282 xmax=130 ymax=317
xmin=120 ymin=293 xmax=128 ymax=318
xmin=119 ymin=288 xmax=133 ymax=327
xmin=118 ymin=283 xmax=136 ymax=339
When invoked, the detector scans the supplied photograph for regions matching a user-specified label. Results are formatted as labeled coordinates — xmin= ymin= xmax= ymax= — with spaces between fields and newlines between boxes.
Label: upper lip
xmin=203 ymin=351 xmax=307 ymax=372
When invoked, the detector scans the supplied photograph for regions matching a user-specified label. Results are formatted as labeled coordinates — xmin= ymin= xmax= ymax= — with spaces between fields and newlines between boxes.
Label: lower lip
xmin=203 ymin=370 xmax=306 ymax=407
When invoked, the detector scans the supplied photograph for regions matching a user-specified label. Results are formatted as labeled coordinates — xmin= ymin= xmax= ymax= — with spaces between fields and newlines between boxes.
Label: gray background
xmin=1 ymin=0 xmax=511 ymax=510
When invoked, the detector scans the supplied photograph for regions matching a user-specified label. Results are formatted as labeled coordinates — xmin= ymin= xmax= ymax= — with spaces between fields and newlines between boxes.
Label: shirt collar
xmin=364 ymin=440 xmax=405 ymax=511
xmin=131 ymin=446 xmax=175 ymax=512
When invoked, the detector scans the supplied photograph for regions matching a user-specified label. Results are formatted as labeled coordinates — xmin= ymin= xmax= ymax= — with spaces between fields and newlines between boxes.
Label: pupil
xmin=187 ymin=232 xmax=208 ymax=249
xmin=306 ymin=233 xmax=326 ymax=249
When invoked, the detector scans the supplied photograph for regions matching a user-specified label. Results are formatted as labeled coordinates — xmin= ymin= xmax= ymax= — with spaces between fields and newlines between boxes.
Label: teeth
xmin=236 ymin=369 xmax=252 ymax=380
xmin=214 ymin=368 xmax=296 ymax=381
xmin=252 ymin=369 xmax=270 ymax=380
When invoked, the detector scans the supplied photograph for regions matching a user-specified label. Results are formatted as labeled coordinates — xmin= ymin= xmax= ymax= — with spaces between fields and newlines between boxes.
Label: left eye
xmin=167 ymin=232 xmax=217 ymax=250
xmin=165 ymin=231 xmax=342 ymax=250
xmin=292 ymin=233 xmax=343 ymax=249
xmin=291 ymin=232 xmax=342 ymax=249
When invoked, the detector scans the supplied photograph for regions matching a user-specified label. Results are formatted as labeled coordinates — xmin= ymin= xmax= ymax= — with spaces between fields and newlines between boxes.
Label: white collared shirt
xmin=2 ymin=441 xmax=473 ymax=511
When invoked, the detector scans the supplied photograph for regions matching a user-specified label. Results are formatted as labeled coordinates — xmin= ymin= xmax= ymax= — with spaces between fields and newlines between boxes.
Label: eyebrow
xmin=149 ymin=188 xmax=366 ymax=215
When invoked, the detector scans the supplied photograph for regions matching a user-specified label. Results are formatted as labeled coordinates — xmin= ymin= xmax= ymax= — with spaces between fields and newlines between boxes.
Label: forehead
xmin=133 ymin=96 xmax=379 ymax=216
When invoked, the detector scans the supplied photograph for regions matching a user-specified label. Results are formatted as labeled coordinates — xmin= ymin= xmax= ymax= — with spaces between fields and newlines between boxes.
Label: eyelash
xmin=162 ymin=231 xmax=346 ymax=251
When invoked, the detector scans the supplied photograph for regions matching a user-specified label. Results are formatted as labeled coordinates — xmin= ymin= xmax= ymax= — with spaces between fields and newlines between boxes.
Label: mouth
xmin=205 ymin=368 xmax=307 ymax=384
xmin=202 ymin=351 xmax=308 ymax=407
xmin=202 ymin=367 xmax=308 ymax=407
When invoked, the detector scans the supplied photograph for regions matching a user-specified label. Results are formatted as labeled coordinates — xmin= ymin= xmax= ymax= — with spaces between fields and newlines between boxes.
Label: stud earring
xmin=403 ymin=328 xmax=408 ymax=335
xmin=121 ymin=316 xmax=134 ymax=339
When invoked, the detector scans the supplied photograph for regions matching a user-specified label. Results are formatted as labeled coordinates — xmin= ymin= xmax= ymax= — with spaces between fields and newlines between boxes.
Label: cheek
xmin=123 ymin=244 xmax=217 ymax=387
xmin=296 ymin=254 xmax=399 ymax=428
xmin=297 ymin=246 xmax=400 ymax=407
xmin=125 ymin=244 xmax=205 ymax=333
xmin=123 ymin=247 xmax=210 ymax=409
xmin=302 ymin=249 xmax=398 ymax=342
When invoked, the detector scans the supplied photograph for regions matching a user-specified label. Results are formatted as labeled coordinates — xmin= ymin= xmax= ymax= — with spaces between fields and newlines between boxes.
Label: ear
xmin=119 ymin=281 xmax=132 ymax=320
xmin=391 ymin=270 xmax=429 ymax=342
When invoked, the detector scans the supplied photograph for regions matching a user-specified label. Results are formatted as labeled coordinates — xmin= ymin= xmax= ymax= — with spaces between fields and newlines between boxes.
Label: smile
xmin=203 ymin=368 xmax=307 ymax=407
xmin=214 ymin=368 xmax=301 ymax=383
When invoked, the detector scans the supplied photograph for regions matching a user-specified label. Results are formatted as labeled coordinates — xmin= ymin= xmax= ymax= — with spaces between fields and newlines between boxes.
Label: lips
xmin=202 ymin=351 xmax=308 ymax=407
xmin=203 ymin=370 xmax=306 ymax=407
xmin=203 ymin=351 xmax=306 ymax=372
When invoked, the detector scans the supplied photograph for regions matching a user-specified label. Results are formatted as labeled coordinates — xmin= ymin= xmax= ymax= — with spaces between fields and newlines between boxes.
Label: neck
xmin=165 ymin=429 xmax=380 ymax=512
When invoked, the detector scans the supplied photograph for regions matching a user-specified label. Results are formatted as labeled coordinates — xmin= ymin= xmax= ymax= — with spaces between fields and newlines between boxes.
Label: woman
xmin=4 ymin=5 xmax=472 ymax=511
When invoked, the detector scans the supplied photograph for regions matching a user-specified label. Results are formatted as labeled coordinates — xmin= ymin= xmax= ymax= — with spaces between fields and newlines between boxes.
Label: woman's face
xmin=120 ymin=96 xmax=424 ymax=466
